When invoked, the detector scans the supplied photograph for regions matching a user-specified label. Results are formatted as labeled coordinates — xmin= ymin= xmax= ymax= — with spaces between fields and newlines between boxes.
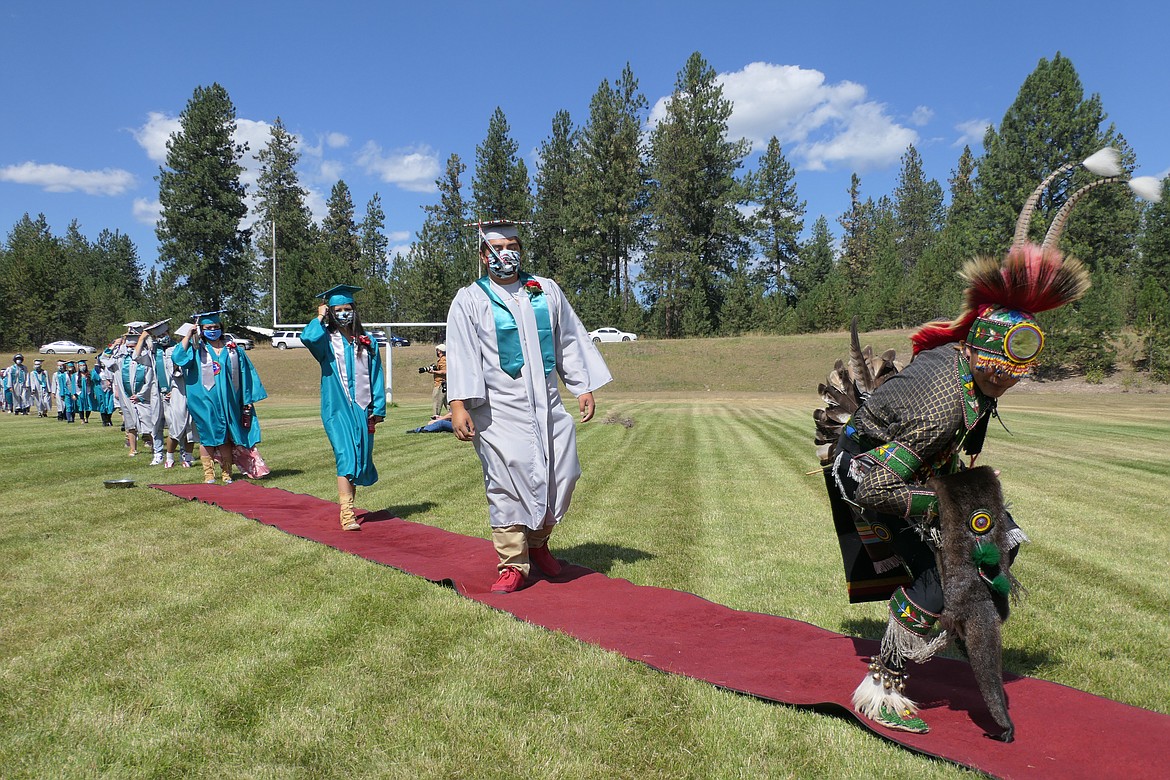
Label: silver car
xmin=39 ymin=340 xmax=96 ymax=354
xmin=271 ymin=330 xmax=305 ymax=349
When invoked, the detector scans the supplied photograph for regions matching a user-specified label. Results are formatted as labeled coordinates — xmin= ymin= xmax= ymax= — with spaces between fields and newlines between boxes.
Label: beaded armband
xmin=907 ymin=490 xmax=938 ymax=522
xmin=860 ymin=440 xmax=923 ymax=483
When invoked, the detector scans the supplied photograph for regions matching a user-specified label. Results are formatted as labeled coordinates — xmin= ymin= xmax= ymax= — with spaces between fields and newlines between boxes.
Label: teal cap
xmin=194 ymin=310 xmax=226 ymax=326
xmin=316 ymin=284 xmax=362 ymax=307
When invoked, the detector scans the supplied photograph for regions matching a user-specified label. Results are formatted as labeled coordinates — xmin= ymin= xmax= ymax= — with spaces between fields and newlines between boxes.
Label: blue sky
xmin=3 ymin=0 xmax=1168 ymax=269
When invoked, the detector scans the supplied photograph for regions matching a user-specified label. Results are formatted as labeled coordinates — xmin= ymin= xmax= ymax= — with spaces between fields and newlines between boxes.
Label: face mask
xmin=202 ymin=328 xmax=222 ymax=341
xmin=333 ymin=309 xmax=355 ymax=325
xmin=488 ymin=248 xmax=521 ymax=279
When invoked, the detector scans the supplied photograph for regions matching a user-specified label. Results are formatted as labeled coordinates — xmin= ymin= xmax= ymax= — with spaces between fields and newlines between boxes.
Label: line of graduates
xmin=1 ymin=353 xmax=111 ymax=422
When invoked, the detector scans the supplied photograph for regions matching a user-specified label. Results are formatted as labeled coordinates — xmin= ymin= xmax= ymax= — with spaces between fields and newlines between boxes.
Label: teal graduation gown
xmin=302 ymin=318 xmax=386 ymax=486
xmin=171 ymin=340 xmax=267 ymax=448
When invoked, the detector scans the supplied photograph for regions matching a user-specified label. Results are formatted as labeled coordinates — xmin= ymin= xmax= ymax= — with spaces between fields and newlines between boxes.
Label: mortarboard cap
xmin=174 ymin=323 xmax=195 ymax=339
xmin=146 ymin=318 xmax=171 ymax=337
xmin=316 ymin=284 xmax=362 ymax=307
xmin=473 ymin=219 xmax=521 ymax=242
xmin=194 ymin=310 xmax=226 ymax=325
xmin=124 ymin=320 xmax=149 ymax=335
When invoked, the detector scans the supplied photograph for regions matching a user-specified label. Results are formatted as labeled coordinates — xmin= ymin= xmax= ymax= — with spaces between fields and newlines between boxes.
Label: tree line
xmin=3 ymin=52 xmax=1168 ymax=379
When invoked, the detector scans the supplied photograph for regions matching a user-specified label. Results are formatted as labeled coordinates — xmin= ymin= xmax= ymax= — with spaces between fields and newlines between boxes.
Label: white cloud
xmin=648 ymin=61 xmax=919 ymax=173
xmin=356 ymin=142 xmax=439 ymax=193
xmin=305 ymin=187 xmax=328 ymax=225
xmin=325 ymin=132 xmax=349 ymax=149
xmin=954 ymin=118 xmax=991 ymax=149
xmin=132 ymin=112 xmax=181 ymax=163
xmin=318 ymin=160 xmax=345 ymax=181
xmin=909 ymin=106 xmax=934 ymax=126
xmin=387 ymin=230 xmax=411 ymax=244
xmin=0 ymin=161 xmax=135 ymax=195
xmin=133 ymin=197 xmax=161 ymax=225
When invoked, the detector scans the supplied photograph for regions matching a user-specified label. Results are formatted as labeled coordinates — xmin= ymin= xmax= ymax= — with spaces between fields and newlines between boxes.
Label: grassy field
xmin=2 ymin=334 xmax=1168 ymax=779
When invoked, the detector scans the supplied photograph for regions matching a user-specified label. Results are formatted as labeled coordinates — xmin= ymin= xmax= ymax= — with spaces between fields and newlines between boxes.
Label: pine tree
xmin=0 ymin=214 xmax=63 ymax=348
xmin=322 ymin=179 xmax=362 ymax=280
xmin=838 ymin=174 xmax=876 ymax=300
xmin=472 ymin=107 xmax=532 ymax=223
xmin=567 ymin=64 xmax=650 ymax=330
xmin=531 ymin=110 xmax=575 ymax=281
xmin=360 ymin=193 xmax=389 ymax=278
xmin=644 ymin=52 xmax=749 ymax=337
xmin=1136 ymin=178 xmax=1170 ymax=379
xmin=892 ymin=145 xmax=944 ymax=274
xmin=907 ymin=147 xmax=978 ymax=324
xmin=791 ymin=215 xmax=835 ymax=304
xmin=253 ymin=116 xmax=315 ymax=325
xmin=156 ymin=83 xmax=252 ymax=323
xmin=746 ymin=136 xmax=805 ymax=305
xmin=389 ymin=153 xmax=473 ymax=323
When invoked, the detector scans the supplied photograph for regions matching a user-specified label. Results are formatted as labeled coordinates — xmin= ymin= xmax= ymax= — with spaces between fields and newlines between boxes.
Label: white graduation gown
xmin=446 ymin=275 xmax=613 ymax=530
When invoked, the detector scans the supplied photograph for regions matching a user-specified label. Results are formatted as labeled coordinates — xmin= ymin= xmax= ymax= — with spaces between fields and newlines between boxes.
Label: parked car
xmin=40 ymin=340 xmax=96 ymax=354
xmin=271 ymin=330 xmax=304 ymax=350
xmin=587 ymin=327 xmax=638 ymax=343
xmin=224 ymin=333 xmax=253 ymax=350
xmin=371 ymin=331 xmax=410 ymax=347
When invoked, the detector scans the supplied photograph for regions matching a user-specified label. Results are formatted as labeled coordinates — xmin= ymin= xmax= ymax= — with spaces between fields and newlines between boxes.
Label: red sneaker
xmin=529 ymin=544 xmax=563 ymax=577
xmin=491 ymin=567 xmax=525 ymax=594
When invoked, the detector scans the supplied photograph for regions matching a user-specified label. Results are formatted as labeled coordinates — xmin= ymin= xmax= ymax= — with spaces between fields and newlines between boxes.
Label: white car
xmin=271 ymin=330 xmax=304 ymax=350
xmin=224 ymin=333 xmax=253 ymax=350
xmin=588 ymin=327 xmax=638 ymax=343
xmin=40 ymin=340 xmax=96 ymax=354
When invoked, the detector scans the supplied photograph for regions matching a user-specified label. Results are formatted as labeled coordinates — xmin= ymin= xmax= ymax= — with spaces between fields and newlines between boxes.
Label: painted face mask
xmin=489 ymin=248 xmax=521 ymax=279
xmin=202 ymin=327 xmax=222 ymax=341
xmin=333 ymin=309 xmax=355 ymax=325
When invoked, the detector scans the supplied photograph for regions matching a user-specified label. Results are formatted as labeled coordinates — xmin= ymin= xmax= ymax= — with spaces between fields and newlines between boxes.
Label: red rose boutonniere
xmin=226 ymin=341 xmax=237 ymax=350
xmin=524 ymin=279 xmax=544 ymax=297
xmin=358 ymin=335 xmax=372 ymax=348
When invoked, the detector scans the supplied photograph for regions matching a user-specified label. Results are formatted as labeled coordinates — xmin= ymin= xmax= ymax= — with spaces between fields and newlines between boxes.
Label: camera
xmin=418 ymin=364 xmax=436 ymax=374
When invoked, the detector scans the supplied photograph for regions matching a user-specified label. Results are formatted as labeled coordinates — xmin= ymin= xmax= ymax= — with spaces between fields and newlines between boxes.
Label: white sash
xmin=328 ymin=331 xmax=372 ymax=410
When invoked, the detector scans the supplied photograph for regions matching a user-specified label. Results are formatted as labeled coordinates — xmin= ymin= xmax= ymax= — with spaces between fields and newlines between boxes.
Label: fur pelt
xmin=929 ymin=466 xmax=1016 ymax=742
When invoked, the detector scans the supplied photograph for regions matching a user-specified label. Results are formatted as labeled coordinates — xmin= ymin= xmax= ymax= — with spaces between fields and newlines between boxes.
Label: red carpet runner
xmin=153 ymin=482 xmax=1169 ymax=779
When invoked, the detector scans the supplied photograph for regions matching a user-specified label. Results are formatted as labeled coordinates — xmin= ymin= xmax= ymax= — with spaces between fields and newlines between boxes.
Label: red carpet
xmin=152 ymin=481 xmax=1169 ymax=779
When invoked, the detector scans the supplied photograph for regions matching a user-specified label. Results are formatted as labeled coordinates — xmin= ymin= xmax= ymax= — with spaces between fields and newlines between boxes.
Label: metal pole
xmin=271 ymin=220 xmax=277 ymax=328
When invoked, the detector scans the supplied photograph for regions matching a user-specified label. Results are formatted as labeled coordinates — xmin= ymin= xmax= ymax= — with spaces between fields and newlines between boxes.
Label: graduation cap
xmin=146 ymin=318 xmax=171 ymax=337
xmin=124 ymin=320 xmax=149 ymax=335
xmin=316 ymin=284 xmax=362 ymax=307
xmin=174 ymin=323 xmax=195 ymax=339
xmin=468 ymin=219 xmax=528 ymax=243
xmin=194 ymin=310 xmax=226 ymax=325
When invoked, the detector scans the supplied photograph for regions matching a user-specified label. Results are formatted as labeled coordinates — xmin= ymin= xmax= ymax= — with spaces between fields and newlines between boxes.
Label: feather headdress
xmin=911 ymin=148 xmax=1162 ymax=372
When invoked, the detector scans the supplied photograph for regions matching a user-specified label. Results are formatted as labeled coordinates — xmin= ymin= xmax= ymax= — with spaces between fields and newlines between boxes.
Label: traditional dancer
xmin=816 ymin=148 xmax=1155 ymax=736
xmin=303 ymin=284 xmax=386 ymax=531
xmin=171 ymin=311 xmax=267 ymax=484
xmin=446 ymin=220 xmax=612 ymax=593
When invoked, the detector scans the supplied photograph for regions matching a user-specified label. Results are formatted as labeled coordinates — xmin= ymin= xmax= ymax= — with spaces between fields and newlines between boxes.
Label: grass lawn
xmin=2 ymin=334 xmax=1168 ymax=779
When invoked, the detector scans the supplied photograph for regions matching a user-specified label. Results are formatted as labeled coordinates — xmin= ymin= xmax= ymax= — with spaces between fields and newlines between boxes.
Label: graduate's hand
xmin=578 ymin=392 xmax=596 ymax=423
xmin=317 ymin=303 xmax=328 ymax=319
xmin=450 ymin=403 xmax=475 ymax=441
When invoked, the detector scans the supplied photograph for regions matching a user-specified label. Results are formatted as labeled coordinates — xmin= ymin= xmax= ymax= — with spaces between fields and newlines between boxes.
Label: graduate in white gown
xmin=446 ymin=221 xmax=613 ymax=594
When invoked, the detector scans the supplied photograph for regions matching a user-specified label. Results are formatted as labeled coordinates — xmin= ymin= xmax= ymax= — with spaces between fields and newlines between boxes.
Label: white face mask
xmin=333 ymin=309 xmax=355 ymax=325
xmin=488 ymin=248 xmax=520 ymax=279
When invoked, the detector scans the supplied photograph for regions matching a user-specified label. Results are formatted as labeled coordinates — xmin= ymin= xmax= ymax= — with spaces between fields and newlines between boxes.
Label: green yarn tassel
xmin=971 ymin=541 xmax=1000 ymax=567
xmin=989 ymin=573 xmax=1011 ymax=596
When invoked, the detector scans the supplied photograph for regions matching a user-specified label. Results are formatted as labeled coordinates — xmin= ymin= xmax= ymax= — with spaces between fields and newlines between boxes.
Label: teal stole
xmin=475 ymin=274 xmax=556 ymax=379
xmin=121 ymin=358 xmax=146 ymax=395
